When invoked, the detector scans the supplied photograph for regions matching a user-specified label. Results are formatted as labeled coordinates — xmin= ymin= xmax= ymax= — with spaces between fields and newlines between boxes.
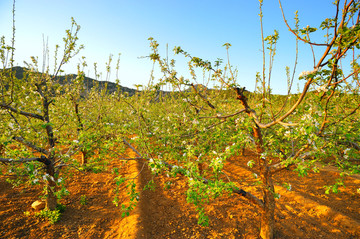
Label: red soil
xmin=1 ymin=149 xmax=359 ymax=238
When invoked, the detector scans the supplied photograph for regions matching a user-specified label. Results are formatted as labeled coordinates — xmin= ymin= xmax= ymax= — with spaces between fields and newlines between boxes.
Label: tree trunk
xmin=253 ymin=126 xmax=276 ymax=239
xmin=241 ymin=145 xmax=245 ymax=156
xmin=260 ymin=170 xmax=275 ymax=239
xmin=0 ymin=145 xmax=5 ymax=159
xmin=236 ymin=90 xmax=276 ymax=238
xmin=81 ymin=150 xmax=87 ymax=165
xmin=45 ymin=161 xmax=57 ymax=210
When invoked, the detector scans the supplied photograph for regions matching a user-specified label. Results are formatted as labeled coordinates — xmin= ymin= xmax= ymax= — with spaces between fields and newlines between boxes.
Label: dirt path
xmin=0 ymin=149 xmax=359 ymax=238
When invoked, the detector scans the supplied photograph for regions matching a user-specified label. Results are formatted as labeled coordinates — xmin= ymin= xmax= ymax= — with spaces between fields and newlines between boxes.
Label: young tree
xmin=0 ymin=18 xmax=84 ymax=210
xmin=135 ymin=1 xmax=360 ymax=238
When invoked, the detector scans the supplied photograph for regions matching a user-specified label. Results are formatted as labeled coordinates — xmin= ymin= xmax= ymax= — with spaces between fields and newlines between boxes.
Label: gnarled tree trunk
xmin=45 ymin=156 xmax=57 ymax=210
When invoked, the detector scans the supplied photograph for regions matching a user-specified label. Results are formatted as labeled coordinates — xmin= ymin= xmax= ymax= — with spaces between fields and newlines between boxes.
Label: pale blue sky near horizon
xmin=0 ymin=0 xmax=339 ymax=94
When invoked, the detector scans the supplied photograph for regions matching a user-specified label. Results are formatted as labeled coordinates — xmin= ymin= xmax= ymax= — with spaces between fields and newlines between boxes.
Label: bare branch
xmin=12 ymin=136 xmax=48 ymax=155
xmin=270 ymin=147 xmax=311 ymax=175
xmin=232 ymin=187 xmax=264 ymax=208
xmin=118 ymin=157 xmax=143 ymax=161
xmin=198 ymin=109 xmax=246 ymax=120
xmin=0 ymin=155 xmax=50 ymax=165
xmin=122 ymin=138 xmax=144 ymax=158
xmin=55 ymin=163 xmax=85 ymax=173
xmin=188 ymin=83 xmax=215 ymax=109
xmin=0 ymin=157 xmax=41 ymax=163
xmin=0 ymin=103 xmax=44 ymax=120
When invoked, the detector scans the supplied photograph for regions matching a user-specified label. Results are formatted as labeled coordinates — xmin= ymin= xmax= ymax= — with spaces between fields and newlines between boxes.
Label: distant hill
xmin=7 ymin=67 xmax=253 ymax=99
xmin=9 ymin=66 xmax=138 ymax=97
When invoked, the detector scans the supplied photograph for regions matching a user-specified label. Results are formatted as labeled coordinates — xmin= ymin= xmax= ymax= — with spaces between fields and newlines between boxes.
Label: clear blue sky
xmin=0 ymin=0 xmax=337 ymax=94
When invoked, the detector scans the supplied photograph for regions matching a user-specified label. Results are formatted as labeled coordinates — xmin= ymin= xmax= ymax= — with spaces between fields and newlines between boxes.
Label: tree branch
xmin=0 ymin=155 xmax=50 ymax=165
xmin=198 ymin=109 xmax=246 ymax=120
xmin=270 ymin=148 xmax=311 ymax=175
xmin=0 ymin=103 xmax=44 ymax=120
xmin=0 ymin=157 xmax=40 ymax=163
xmin=278 ymin=0 xmax=331 ymax=47
xmin=12 ymin=136 xmax=48 ymax=155
xmin=188 ymin=83 xmax=215 ymax=109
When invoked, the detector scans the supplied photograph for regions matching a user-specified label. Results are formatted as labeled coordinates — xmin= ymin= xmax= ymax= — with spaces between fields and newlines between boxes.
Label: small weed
xmin=80 ymin=195 xmax=88 ymax=205
xmin=34 ymin=204 xmax=65 ymax=224
xmin=35 ymin=209 xmax=61 ymax=224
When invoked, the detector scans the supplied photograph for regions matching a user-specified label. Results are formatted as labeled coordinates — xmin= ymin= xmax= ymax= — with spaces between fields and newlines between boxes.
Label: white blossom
xmin=316 ymin=84 xmax=328 ymax=93
xmin=343 ymin=148 xmax=351 ymax=159
xmin=301 ymin=114 xmax=312 ymax=121
xmin=42 ymin=173 xmax=49 ymax=181
xmin=260 ymin=152 xmax=267 ymax=159
xmin=299 ymin=67 xmax=321 ymax=78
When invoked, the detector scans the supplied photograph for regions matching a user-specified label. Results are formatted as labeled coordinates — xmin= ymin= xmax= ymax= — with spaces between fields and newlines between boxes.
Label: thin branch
xmin=198 ymin=109 xmax=246 ymax=120
xmin=188 ymin=83 xmax=215 ymax=109
xmin=270 ymin=147 xmax=311 ymax=175
xmin=122 ymin=138 xmax=144 ymax=158
xmin=128 ymin=162 xmax=146 ymax=180
xmin=180 ymin=119 xmax=228 ymax=139
xmin=278 ymin=0 xmax=330 ymax=47
xmin=117 ymin=157 xmax=143 ymax=161
xmin=55 ymin=163 xmax=85 ymax=173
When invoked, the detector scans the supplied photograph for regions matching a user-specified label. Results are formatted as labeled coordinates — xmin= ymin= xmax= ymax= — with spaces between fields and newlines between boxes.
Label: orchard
xmin=1 ymin=0 xmax=359 ymax=238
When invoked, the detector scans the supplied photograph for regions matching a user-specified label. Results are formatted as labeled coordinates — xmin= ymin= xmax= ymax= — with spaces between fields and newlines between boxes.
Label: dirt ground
xmin=1 ymin=148 xmax=359 ymax=239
